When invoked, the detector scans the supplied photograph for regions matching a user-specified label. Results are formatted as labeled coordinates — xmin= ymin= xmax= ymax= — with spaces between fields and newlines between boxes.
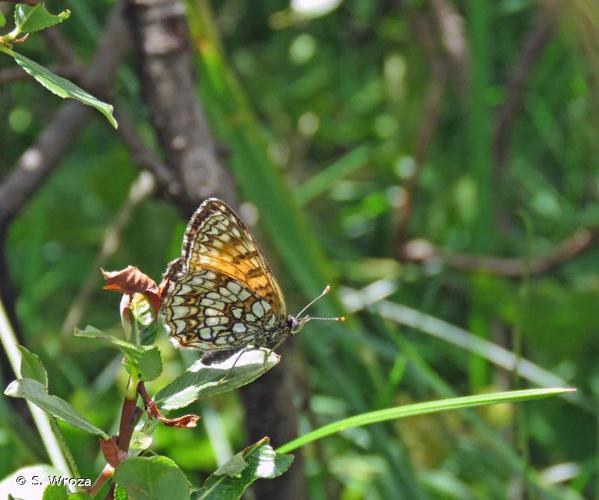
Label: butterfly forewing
xmin=181 ymin=199 xmax=286 ymax=315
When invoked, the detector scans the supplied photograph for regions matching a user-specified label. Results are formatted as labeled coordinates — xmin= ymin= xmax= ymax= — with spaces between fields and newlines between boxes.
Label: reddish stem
xmin=85 ymin=464 xmax=114 ymax=497
xmin=116 ymin=386 xmax=138 ymax=453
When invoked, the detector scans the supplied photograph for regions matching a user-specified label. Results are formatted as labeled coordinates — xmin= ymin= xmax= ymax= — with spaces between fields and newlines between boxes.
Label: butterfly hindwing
xmin=181 ymin=198 xmax=286 ymax=316
xmin=163 ymin=268 xmax=279 ymax=351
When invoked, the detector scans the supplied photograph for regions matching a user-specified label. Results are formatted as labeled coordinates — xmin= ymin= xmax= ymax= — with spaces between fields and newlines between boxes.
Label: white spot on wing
xmin=252 ymin=302 xmax=265 ymax=318
xmin=233 ymin=323 xmax=246 ymax=333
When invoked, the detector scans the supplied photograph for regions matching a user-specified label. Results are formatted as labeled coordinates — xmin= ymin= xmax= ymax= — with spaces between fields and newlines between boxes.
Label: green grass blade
xmin=296 ymin=144 xmax=372 ymax=206
xmin=277 ymin=388 xmax=574 ymax=454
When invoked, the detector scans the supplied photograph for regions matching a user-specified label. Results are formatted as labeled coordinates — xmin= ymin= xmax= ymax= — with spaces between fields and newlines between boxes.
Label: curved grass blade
xmin=277 ymin=387 xmax=575 ymax=454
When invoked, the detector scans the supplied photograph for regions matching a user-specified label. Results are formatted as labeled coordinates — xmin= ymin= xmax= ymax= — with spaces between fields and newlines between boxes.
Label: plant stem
xmin=116 ymin=375 xmax=139 ymax=453
xmin=87 ymin=464 xmax=114 ymax=497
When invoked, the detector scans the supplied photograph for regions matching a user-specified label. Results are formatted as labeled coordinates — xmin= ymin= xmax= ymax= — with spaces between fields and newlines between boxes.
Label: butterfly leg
xmin=216 ymin=347 xmax=253 ymax=384
xmin=215 ymin=346 xmax=277 ymax=384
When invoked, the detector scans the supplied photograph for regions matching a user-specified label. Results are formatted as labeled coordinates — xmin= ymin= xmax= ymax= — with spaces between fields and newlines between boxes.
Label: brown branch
xmin=86 ymin=464 xmax=114 ymax=497
xmin=402 ymin=228 xmax=596 ymax=277
xmin=0 ymin=0 xmax=129 ymax=231
xmin=116 ymin=391 xmax=139 ymax=454
xmin=114 ymin=109 xmax=186 ymax=204
xmin=125 ymin=0 xmax=236 ymax=209
xmin=493 ymin=1 xmax=558 ymax=185
xmin=42 ymin=28 xmax=81 ymax=68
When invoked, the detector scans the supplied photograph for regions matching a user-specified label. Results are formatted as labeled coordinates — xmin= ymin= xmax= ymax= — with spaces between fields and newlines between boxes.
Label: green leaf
xmin=114 ymin=485 xmax=129 ymax=500
xmin=43 ymin=484 xmax=68 ymax=500
xmin=194 ymin=438 xmax=294 ymax=500
xmin=0 ymin=47 xmax=117 ymax=128
xmin=18 ymin=345 xmax=48 ymax=390
xmin=4 ymin=378 xmax=109 ymax=438
xmin=0 ymin=10 xmax=6 ymax=28
xmin=75 ymin=326 xmax=162 ymax=381
xmin=67 ymin=492 xmax=92 ymax=499
xmin=14 ymin=4 xmax=70 ymax=34
xmin=277 ymin=387 xmax=576 ymax=453
xmin=154 ymin=348 xmax=279 ymax=410
xmin=114 ymin=456 xmax=190 ymax=500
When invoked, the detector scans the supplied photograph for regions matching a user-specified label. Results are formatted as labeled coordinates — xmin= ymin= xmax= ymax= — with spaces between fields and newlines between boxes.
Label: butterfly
xmin=161 ymin=198 xmax=343 ymax=365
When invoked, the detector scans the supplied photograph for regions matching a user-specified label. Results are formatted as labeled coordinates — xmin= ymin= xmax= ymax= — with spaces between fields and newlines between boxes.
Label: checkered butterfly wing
xmin=164 ymin=266 xmax=280 ymax=350
xmin=162 ymin=199 xmax=287 ymax=350
xmin=181 ymin=198 xmax=286 ymax=315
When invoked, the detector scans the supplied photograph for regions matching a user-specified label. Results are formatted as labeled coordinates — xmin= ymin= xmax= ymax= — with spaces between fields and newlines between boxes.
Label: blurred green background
xmin=1 ymin=0 xmax=598 ymax=498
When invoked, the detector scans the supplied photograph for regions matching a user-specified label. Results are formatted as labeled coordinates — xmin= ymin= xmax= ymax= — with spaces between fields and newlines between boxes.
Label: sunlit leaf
xmin=42 ymin=484 xmax=68 ymax=500
xmin=154 ymin=349 xmax=279 ymax=410
xmin=14 ymin=4 xmax=70 ymax=34
xmin=4 ymin=378 xmax=108 ymax=438
xmin=194 ymin=438 xmax=294 ymax=500
xmin=0 ymin=47 xmax=117 ymax=128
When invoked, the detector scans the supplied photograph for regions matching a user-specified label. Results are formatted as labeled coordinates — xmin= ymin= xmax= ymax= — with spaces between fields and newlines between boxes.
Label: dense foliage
xmin=1 ymin=0 xmax=597 ymax=498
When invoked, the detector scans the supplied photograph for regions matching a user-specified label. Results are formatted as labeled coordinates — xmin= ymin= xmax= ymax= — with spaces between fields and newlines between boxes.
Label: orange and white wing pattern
xmin=181 ymin=198 xmax=286 ymax=316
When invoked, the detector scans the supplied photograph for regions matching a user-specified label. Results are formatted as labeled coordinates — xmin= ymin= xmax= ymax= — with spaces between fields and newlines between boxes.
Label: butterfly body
xmin=161 ymin=198 xmax=305 ymax=360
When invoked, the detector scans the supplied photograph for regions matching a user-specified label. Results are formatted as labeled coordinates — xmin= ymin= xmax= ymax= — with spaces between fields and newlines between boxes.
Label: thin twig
xmin=395 ymin=4 xmax=446 ymax=244
xmin=114 ymin=110 xmax=185 ymax=203
xmin=493 ymin=1 xmax=558 ymax=185
xmin=401 ymin=228 xmax=596 ymax=277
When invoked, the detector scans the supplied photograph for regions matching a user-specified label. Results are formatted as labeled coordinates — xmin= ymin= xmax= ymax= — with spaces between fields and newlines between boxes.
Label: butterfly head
xmin=289 ymin=285 xmax=345 ymax=335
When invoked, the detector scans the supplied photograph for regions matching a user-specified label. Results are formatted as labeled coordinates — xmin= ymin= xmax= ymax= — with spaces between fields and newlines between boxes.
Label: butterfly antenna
xmin=296 ymin=285 xmax=331 ymax=319
xmin=296 ymin=286 xmax=346 ymax=323
xmin=305 ymin=316 xmax=346 ymax=322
